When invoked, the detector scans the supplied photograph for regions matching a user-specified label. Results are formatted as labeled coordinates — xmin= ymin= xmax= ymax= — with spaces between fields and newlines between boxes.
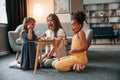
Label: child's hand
xmin=27 ymin=25 xmax=33 ymax=40
xmin=42 ymin=33 xmax=47 ymax=37
xmin=55 ymin=37 xmax=62 ymax=41
xmin=27 ymin=25 xmax=33 ymax=30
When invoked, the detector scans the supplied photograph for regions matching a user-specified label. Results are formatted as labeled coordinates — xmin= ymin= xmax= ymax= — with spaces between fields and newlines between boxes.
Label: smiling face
xmin=47 ymin=16 xmax=55 ymax=31
xmin=27 ymin=20 xmax=35 ymax=30
xmin=23 ymin=17 xmax=36 ymax=30
xmin=71 ymin=20 xmax=82 ymax=34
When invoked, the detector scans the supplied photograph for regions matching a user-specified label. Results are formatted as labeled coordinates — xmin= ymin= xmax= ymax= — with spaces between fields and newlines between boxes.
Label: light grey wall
xmin=84 ymin=0 xmax=120 ymax=4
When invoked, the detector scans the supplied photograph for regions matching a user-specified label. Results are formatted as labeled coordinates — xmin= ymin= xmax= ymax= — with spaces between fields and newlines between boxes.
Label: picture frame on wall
xmin=54 ymin=0 xmax=70 ymax=14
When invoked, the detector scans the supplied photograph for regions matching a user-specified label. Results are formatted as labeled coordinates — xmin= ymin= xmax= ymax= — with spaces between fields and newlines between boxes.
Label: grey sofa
xmin=8 ymin=23 xmax=93 ymax=60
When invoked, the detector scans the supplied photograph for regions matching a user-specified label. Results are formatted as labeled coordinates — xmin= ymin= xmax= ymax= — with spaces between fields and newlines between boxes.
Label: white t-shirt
xmin=45 ymin=28 xmax=66 ymax=57
xmin=45 ymin=28 xmax=65 ymax=38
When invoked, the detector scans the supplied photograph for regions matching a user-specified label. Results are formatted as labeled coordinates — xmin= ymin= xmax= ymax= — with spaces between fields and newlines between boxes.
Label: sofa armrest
xmin=66 ymin=29 xmax=93 ymax=49
xmin=67 ymin=36 xmax=72 ymax=44
xmin=85 ymin=29 xmax=93 ymax=49
xmin=8 ymin=31 xmax=21 ymax=51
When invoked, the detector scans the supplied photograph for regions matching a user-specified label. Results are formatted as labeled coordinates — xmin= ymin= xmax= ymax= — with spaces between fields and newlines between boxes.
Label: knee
xmin=43 ymin=59 xmax=54 ymax=68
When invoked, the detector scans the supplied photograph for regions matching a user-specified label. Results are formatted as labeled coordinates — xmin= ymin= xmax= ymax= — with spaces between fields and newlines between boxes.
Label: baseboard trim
xmin=0 ymin=51 xmax=9 ymax=56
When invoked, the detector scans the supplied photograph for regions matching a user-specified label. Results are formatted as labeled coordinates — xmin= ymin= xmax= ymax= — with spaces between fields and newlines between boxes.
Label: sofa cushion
xmin=34 ymin=23 xmax=48 ymax=36
xmin=61 ymin=23 xmax=74 ymax=43
xmin=16 ymin=38 xmax=21 ymax=45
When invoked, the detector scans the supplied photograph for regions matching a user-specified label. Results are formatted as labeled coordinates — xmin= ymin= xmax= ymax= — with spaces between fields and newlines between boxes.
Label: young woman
xmin=52 ymin=11 xmax=88 ymax=72
xmin=41 ymin=13 xmax=67 ymax=68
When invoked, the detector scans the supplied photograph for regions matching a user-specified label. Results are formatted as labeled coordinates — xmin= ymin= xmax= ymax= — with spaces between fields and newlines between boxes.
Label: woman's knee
xmin=43 ymin=59 xmax=55 ymax=68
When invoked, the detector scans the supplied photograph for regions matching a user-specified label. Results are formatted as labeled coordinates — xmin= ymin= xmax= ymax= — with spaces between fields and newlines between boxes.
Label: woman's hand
xmin=42 ymin=53 xmax=48 ymax=63
xmin=42 ymin=58 xmax=47 ymax=63
xmin=69 ymin=50 xmax=75 ymax=55
xmin=42 ymin=53 xmax=48 ymax=59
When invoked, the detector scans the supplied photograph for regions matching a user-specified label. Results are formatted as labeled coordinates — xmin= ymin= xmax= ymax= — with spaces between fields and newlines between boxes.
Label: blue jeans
xmin=43 ymin=56 xmax=56 ymax=68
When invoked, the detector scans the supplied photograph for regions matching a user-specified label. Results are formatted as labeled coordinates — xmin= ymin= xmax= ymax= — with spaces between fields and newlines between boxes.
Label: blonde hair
xmin=20 ymin=17 xmax=36 ymax=42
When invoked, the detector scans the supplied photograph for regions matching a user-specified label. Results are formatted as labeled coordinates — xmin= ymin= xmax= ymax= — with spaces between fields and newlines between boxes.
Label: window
xmin=0 ymin=0 xmax=7 ymax=23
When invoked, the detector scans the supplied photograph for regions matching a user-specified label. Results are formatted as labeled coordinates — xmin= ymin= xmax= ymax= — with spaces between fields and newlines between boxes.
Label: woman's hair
xmin=20 ymin=17 xmax=36 ymax=41
xmin=47 ymin=13 xmax=63 ymax=37
xmin=73 ymin=11 xmax=86 ymax=25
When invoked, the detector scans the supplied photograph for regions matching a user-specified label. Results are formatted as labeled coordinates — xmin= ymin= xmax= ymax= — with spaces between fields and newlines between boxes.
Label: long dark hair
xmin=47 ymin=13 xmax=63 ymax=37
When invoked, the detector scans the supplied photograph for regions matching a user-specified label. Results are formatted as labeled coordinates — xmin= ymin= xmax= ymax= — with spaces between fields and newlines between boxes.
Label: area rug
xmin=89 ymin=44 xmax=120 ymax=50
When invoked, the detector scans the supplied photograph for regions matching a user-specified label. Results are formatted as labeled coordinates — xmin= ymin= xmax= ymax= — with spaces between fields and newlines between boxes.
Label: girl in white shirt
xmin=41 ymin=13 xmax=67 ymax=68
